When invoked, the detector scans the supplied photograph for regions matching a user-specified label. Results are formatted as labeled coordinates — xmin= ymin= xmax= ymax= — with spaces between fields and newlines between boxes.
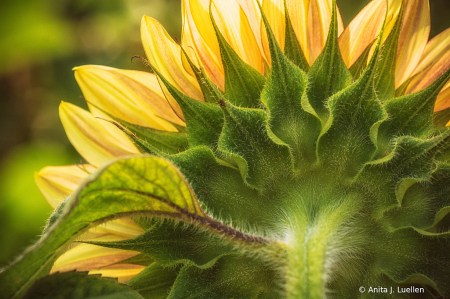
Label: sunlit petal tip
xmin=51 ymin=237 xmax=145 ymax=283
xmin=210 ymin=0 xmax=264 ymax=73
xmin=140 ymin=15 xmax=203 ymax=101
xmin=35 ymin=164 xmax=95 ymax=208
xmin=395 ymin=0 xmax=430 ymax=87
xmin=73 ymin=65 xmax=183 ymax=131
xmin=59 ymin=102 xmax=140 ymax=167
xmin=338 ymin=0 xmax=386 ymax=67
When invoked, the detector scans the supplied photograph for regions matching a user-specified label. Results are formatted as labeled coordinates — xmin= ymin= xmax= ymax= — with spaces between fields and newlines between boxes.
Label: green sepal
xmin=378 ymin=67 xmax=450 ymax=150
xmin=305 ymin=0 xmax=352 ymax=122
xmin=210 ymin=5 xmax=266 ymax=108
xmin=283 ymin=1 xmax=309 ymax=72
xmin=259 ymin=2 xmax=321 ymax=168
xmin=181 ymin=48 xmax=223 ymax=104
xmin=382 ymin=162 xmax=450 ymax=231
xmin=317 ymin=39 xmax=386 ymax=177
xmin=357 ymin=132 xmax=450 ymax=215
xmin=349 ymin=41 xmax=374 ymax=80
xmin=434 ymin=107 xmax=450 ymax=127
xmin=127 ymin=263 xmax=182 ymax=299
xmin=218 ymin=101 xmax=293 ymax=189
xmin=154 ymin=70 xmax=224 ymax=150
xmin=169 ymin=146 xmax=279 ymax=233
xmin=85 ymin=219 xmax=236 ymax=268
xmin=374 ymin=4 xmax=403 ymax=102
xmin=168 ymin=254 xmax=283 ymax=299
xmin=22 ymin=272 xmax=144 ymax=299
xmin=376 ymin=228 xmax=450 ymax=297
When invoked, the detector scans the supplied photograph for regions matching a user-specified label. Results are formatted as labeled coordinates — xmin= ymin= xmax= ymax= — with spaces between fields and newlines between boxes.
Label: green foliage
xmin=3 ymin=1 xmax=450 ymax=299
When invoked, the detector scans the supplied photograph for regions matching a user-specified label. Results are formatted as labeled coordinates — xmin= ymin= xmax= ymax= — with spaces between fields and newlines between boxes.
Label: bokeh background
xmin=0 ymin=0 xmax=449 ymax=267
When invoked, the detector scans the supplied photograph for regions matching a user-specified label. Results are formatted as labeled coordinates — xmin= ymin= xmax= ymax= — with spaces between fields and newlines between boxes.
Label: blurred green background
xmin=0 ymin=0 xmax=449 ymax=267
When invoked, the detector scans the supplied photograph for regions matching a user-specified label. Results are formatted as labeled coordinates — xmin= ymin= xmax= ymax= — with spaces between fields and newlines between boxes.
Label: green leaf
xmin=376 ymin=228 xmax=450 ymax=297
xmin=0 ymin=156 xmax=257 ymax=299
xmin=116 ymin=254 xmax=154 ymax=267
xmin=210 ymin=5 xmax=266 ymax=108
xmin=381 ymin=68 xmax=450 ymax=141
xmin=87 ymin=219 xmax=236 ymax=268
xmin=305 ymin=0 xmax=352 ymax=122
xmin=154 ymin=70 xmax=224 ymax=151
xmin=169 ymin=146 xmax=280 ymax=233
xmin=218 ymin=101 xmax=293 ymax=189
xmin=22 ymin=272 xmax=144 ymax=299
xmin=283 ymin=1 xmax=309 ymax=72
xmin=374 ymin=5 xmax=403 ymax=102
xmin=128 ymin=263 xmax=182 ymax=299
xmin=317 ymin=37 xmax=386 ymax=177
xmin=168 ymin=254 xmax=282 ymax=299
xmin=259 ymin=2 xmax=321 ymax=167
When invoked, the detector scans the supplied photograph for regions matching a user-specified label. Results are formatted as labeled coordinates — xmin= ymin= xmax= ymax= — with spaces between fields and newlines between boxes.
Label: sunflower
xmin=2 ymin=0 xmax=450 ymax=298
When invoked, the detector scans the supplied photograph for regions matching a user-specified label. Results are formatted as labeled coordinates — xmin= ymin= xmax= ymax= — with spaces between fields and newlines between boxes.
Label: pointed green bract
xmin=317 ymin=42 xmax=386 ymax=177
xmin=218 ymin=101 xmax=293 ymax=189
xmin=349 ymin=41 xmax=374 ymax=80
xmin=22 ymin=272 xmax=144 ymax=299
xmin=181 ymin=49 xmax=223 ymax=104
xmin=210 ymin=6 xmax=266 ymax=108
xmin=379 ymin=68 xmax=450 ymax=146
xmin=283 ymin=1 xmax=309 ymax=72
xmin=260 ymin=3 xmax=321 ymax=168
xmin=167 ymin=255 xmax=282 ymax=299
xmin=154 ymin=70 xmax=224 ymax=151
xmin=305 ymin=0 xmax=352 ymax=122
xmin=374 ymin=6 xmax=403 ymax=102
xmin=128 ymin=264 xmax=182 ymax=299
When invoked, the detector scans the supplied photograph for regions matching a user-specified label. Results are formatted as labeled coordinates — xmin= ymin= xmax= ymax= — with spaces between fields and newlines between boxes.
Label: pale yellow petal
xmin=261 ymin=0 xmax=285 ymax=65
xmin=307 ymin=0 xmax=333 ymax=64
xmin=60 ymin=102 xmax=140 ymax=167
xmin=89 ymin=265 xmax=145 ymax=283
xmin=404 ymin=28 xmax=450 ymax=94
xmin=74 ymin=65 xmax=183 ymax=131
xmin=396 ymin=0 xmax=430 ymax=87
xmin=52 ymin=235 xmax=144 ymax=282
xmin=35 ymin=164 xmax=95 ymax=208
xmin=141 ymin=16 xmax=203 ymax=101
xmin=339 ymin=0 xmax=386 ymax=67
xmin=211 ymin=0 xmax=264 ymax=73
xmin=435 ymin=82 xmax=450 ymax=112
xmin=182 ymin=0 xmax=225 ymax=90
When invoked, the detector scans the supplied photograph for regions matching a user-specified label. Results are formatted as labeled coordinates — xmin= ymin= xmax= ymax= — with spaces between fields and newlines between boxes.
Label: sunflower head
xmin=2 ymin=0 xmax=450 ymax=298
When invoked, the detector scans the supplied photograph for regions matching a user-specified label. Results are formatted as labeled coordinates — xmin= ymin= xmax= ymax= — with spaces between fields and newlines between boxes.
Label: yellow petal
xmin=74 ymin=65 xmax=183 ymax=131
xmin=141 ymin=16 xmax=203 ymax=101
xmin=60 ymin=102 xmax=140 ymax=167
xmin=211 ymin=0 xmax=264 ymax=73
xmin=182 ymin=0 xmax=225 ymax=90
xmin=435 ymin=82 xmax=450 ymax=112
xmin=395 ymin=0 xmax=430 ymax=87
xmin=35 ymin=164 xmax=95 ymax=208
xmin=405 ymin=28 xmax=450 ymax=94
xmin=261 ymin=0 xmax=285 ymax=65
xmin=339 ymin=0 xmax=386 ymax=67
xmin=307 ymin=0 xmax=335 ymax=64
xmin=51 ymin=235 xmax=144 ymax=282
